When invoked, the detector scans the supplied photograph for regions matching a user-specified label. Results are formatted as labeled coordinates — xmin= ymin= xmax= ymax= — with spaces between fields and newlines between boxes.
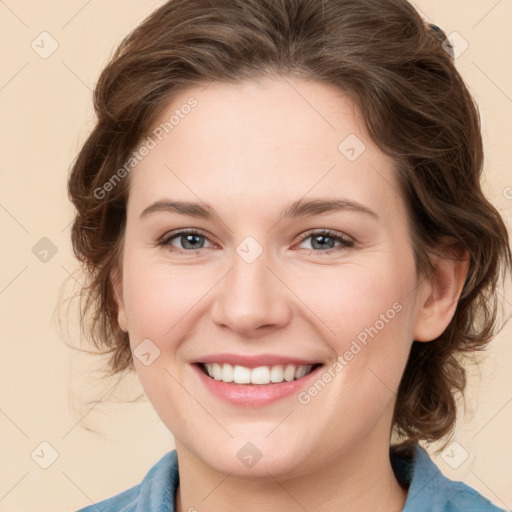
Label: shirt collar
xmin=135 ymin=450 xmax=179 ymax=512
xmin=391 ymin=443 xmax=445 ymax=511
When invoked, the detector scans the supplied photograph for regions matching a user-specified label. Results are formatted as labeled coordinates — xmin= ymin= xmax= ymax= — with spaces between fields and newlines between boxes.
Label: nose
xmin=210 ymin=245 xmax=292 ymax=337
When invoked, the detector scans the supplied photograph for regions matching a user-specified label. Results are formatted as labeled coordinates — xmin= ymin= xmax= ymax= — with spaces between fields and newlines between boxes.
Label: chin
xmin=185 ymin=435 xmax=314 ymax=480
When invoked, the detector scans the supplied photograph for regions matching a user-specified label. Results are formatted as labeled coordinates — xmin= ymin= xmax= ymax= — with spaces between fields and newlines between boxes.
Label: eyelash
xmin=156 ymin=228 xmax=355 ymax=255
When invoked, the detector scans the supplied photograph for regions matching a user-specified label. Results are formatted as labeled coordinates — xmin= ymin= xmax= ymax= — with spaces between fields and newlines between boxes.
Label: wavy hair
xmin=66 ymin=0 xmax=512 ymax=449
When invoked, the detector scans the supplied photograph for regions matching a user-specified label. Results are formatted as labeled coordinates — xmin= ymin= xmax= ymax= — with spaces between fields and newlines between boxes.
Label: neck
xmin=174 ymin=420 xmax=408 ymax=512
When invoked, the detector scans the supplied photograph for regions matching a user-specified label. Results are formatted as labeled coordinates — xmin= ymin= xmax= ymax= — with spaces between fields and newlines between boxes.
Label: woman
xmin=68 ymin=0 xmax=511 ymax=510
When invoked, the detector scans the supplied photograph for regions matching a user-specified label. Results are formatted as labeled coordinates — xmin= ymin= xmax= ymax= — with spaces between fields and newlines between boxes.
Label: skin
xmin=111 ymin=76 xmax=469 ymax=512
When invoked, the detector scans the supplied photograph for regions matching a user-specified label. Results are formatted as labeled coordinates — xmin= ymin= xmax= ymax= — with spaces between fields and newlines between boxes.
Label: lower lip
xmin=192 ymin=364 xmax=324 ymax=407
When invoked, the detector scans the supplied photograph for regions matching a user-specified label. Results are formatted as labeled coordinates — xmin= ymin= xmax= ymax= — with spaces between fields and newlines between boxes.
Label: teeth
xmin=203 ymin=363 xmax=315 ymax=384
xmin=251 ymin=366 xmax=270 ymax=384
xmin=233 ymin=365 xmax=251 ymax=384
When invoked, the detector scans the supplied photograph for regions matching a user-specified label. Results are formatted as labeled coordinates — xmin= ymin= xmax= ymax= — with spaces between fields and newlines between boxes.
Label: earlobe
xmin=111 ymin=266 xmax=128 ymax=333
xmin=413 ymin=245 xmax=470 ymax=342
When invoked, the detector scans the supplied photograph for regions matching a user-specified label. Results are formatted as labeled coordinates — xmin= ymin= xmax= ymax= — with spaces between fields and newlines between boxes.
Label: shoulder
xmin=393 ymin=443 xmax=507 ymax=512
xmin=441 ymin=480 xmax=508 ymax=512
xmin=75 ymin=450 xmax=179 ymax=512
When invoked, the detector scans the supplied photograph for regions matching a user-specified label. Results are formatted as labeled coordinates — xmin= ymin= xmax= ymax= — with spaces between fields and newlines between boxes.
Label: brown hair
xmin=67 ymin=0 xmax=512 ymax=449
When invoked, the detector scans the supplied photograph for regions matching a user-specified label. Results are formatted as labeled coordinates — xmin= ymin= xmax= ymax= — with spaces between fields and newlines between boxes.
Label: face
xmin=112 ymin=77 xmax=433 ymax=479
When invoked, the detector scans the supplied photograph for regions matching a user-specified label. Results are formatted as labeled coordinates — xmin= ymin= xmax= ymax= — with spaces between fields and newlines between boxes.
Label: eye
xmin=157 ymin=228 xmax=354 ymax=255
xmin=294 ymin=229 xmax=354 ymax=254
xmin=157 ymin=228 xmax=215 ymax=254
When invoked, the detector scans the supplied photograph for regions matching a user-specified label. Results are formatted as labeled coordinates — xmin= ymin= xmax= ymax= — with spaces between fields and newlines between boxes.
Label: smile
xmin=198 ymin=362 xmax=322 ymax=385
xmin=192 ymin=361 xmax=326 ymax=407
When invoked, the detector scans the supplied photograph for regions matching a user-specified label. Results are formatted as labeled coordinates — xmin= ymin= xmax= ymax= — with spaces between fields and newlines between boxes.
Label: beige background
xmin=0 ymin=1 xmax=511 ymax=511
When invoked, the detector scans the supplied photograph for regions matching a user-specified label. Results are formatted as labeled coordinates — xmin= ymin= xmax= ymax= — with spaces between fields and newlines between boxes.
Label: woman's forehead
xmin=150 ymin=77 xmax=362 ymax=140
xmin=127 ymin=77 xmax=402 ymax=217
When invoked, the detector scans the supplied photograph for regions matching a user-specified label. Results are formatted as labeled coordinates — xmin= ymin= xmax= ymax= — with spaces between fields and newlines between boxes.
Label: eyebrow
xmin=139 ymin=197 xmax=378 ymax=221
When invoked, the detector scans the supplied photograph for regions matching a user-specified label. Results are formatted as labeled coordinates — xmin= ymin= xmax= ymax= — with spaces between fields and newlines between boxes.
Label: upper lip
xmin=193 ymin=353 xmax=323 ymax=368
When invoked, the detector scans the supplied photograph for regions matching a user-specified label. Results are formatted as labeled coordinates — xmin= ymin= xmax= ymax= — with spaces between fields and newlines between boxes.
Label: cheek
xmin=289 ymin=260 xmax=410 ymax=342
xmin=121 ymin=261 xmax=205 ymax=423
xmin=122 ymin=259 xmax=213 ymax=341
xmin=289 ymin=260 xmax=416 ymax=394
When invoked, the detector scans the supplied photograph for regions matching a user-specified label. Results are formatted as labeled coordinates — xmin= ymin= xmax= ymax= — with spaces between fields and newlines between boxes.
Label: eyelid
xmin=295 ymin=228 xmax=353 ymax=244
xmin=156 ymin=227 xmax=216 ymax=247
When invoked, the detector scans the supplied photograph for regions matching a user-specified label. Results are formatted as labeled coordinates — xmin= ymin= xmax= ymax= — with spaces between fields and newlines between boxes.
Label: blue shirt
xmin=76 ymin=444 xmax=507 ymax=511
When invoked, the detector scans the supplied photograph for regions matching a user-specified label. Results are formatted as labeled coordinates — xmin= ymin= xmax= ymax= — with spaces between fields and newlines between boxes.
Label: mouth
xmin=194 ymin=362 xmax=324 ymax=385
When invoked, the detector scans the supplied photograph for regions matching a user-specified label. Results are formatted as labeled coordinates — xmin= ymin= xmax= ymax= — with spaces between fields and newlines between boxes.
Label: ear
xmin=413 ymin=242 xmax=470 ymax=342
xmin=111 ymin=265 xmax=128 ymax=333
